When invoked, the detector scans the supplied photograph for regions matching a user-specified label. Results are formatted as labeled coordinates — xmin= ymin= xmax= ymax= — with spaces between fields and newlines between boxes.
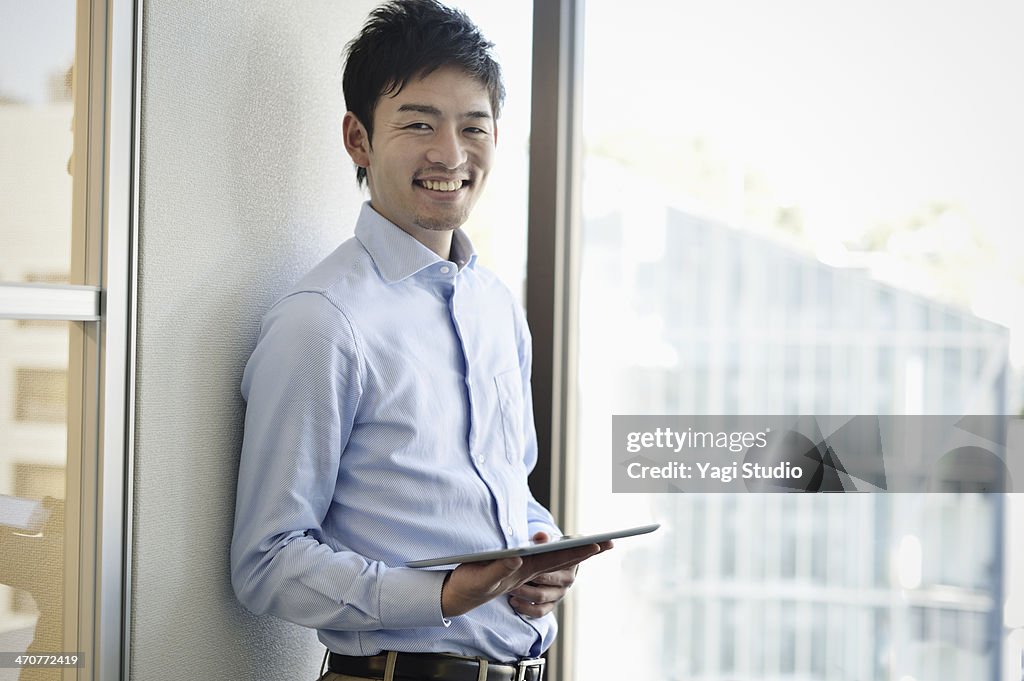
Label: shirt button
xmin=439 ymin=265 xmax=451 ymax=274
xmin=476 ymin=455 xmax=485 ymax=465
xmin=506 ymin=525 xmax=515 ymax=536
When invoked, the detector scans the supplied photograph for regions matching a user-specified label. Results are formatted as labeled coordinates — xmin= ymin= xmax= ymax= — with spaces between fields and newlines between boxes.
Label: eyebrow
xmin=396 ymin=103 xmax=492 ymax=120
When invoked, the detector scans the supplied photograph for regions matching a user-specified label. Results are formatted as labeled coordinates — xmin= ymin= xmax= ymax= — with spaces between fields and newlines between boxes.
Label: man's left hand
xmin=507 ymin=532 xmax=609 ymax=618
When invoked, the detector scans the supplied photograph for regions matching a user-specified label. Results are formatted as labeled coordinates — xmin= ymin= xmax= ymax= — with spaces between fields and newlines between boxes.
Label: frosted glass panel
xmin=0 ymin=2 xmax=77 ymax=284
xmin=573 ymin=1 xmax=1022 ymax=679
xmin=0 ymin=319 xmax=71 ymax=677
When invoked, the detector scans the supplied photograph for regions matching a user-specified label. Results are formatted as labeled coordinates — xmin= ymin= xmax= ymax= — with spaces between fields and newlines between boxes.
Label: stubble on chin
xmin=414 ymin=211 xmax=467 ymax=233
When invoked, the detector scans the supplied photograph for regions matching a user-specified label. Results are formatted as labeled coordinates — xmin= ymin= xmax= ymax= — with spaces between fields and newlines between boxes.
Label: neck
xmin=366 ymin=199 xmax=456 ymax=260
xmin=391 ymin=220 xmax=454 ymax=261
xmin=407 ymin=226 xmax=453 ymax=261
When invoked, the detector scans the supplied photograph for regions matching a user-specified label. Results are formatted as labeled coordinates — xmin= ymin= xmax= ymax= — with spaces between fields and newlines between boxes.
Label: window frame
xmin=0 ymin=0 xmax=139 ymax=678
xmin=525 ymin=2 xmax=584 ymax=680
xmin=532 ymin=4 xmax=1017 ymax=681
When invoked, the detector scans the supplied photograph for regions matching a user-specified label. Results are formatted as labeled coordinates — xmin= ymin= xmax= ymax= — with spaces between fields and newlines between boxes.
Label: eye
xmin=405 ymin=122 xmax=432 ymax=131
xmin=465 ymin=127 xmax=489 ymax=135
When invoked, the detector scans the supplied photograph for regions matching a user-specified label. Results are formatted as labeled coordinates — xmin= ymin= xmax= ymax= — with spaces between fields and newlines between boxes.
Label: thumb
xmin=485 ymin=556 xmax=523 ymax=578
xmin=532 ymin=531 xmax=550 ymax=544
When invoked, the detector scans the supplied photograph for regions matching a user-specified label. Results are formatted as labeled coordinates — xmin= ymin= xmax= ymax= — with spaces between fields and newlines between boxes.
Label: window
xmin=0 ymin=0 xmax=137 ymax=678
xmin=14 ymin=368 xmax=69 ymax=423
xmin=0 ymin=0 xmax=83 ymax=665
xmin=447 ymin=0 xmax=534 ymax=305
xmin=564 ymin=1 xmax=1024 ymax=680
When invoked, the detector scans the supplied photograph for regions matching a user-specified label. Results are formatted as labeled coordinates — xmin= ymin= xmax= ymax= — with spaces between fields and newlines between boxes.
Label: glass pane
xmin=574 ymin=1 xmax=1023 ymax=680
xmin=0 ymin=319 xmax=72 ymax=675
xmin=445 ymin=1 xmax=533 ymax=304
xmin=0 ymin=2 xmax=77 ymax=284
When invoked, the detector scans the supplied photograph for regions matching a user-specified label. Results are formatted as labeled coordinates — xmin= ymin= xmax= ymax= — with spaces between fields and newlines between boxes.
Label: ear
xmin=342 ymin=112 xmax=371 ymax=168
xmin=493 ymin=121 xmax=499 ymax=148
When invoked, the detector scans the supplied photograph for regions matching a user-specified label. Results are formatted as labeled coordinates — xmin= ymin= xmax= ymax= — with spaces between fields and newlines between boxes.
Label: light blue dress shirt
xmin=231 ymin=203 xmax=561 ymax=661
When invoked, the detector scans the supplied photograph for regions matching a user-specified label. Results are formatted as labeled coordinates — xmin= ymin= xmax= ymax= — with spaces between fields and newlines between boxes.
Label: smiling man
xmin=229 ymin=2 xmax=610 ymax=680
xmin=343 ymin=66 xmax=494 ymax=251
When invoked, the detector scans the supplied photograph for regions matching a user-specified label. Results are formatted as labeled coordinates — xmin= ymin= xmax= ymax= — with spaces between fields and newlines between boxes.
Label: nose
xmin=425 ymin=126 xmax=467 ymax=169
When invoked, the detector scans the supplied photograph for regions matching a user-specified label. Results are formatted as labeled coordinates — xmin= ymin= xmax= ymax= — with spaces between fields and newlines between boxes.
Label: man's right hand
xmin=439 ymin=541 xmax=610 ymax=618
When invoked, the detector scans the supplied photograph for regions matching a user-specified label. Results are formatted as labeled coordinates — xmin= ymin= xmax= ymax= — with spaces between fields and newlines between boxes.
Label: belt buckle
xmin=514 ymin=658 xmax=545 ymax=681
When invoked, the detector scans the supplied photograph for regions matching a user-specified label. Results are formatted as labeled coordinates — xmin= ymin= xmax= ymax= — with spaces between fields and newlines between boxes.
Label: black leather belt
xmin=327 ymin=652 xmax=545 ymax=681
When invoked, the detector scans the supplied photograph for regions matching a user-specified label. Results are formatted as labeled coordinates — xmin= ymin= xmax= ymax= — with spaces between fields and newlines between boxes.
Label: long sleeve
xmin=230 ymin=291 xmax=448 ymax=631
xmin=229 ymin=206 xmax=559 ymax=659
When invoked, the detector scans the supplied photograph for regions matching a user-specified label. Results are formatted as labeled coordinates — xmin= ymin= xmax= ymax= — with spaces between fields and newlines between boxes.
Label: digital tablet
xmin=406 ymin=523 xmax=660 ymax=568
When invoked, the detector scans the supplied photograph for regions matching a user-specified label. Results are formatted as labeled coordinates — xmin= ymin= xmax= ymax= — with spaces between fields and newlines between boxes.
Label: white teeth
xmin=419 ymin=179 xmax=463 ymax=192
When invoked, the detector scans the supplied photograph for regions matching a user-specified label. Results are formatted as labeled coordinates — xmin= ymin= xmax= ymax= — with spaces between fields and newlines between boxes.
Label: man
xmin=229 ymin=2 xmax=611 ymax=680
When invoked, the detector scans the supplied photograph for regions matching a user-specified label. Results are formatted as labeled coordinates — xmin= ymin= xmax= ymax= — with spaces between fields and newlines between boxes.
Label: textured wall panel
xmin=133 ymin=2 xmax=377 ymax=678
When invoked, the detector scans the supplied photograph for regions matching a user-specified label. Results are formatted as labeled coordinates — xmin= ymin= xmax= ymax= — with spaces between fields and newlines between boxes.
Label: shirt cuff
xmin=378 ymin=567 xmax=450 ymax=629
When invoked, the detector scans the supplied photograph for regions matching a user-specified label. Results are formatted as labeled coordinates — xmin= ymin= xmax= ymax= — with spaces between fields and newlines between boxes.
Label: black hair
xmin=343 ymin=0 xmax=505 ymax=186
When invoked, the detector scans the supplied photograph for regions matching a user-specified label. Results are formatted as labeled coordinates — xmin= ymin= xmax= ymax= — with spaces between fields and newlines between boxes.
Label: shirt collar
xmin=449 ymin=227 xmax=476 ymax=271
xmin=354 ymin=202 xmax=478 ymax=284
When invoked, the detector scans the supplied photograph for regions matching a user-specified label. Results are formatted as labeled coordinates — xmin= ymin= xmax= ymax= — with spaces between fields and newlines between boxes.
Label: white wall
xmin=133 ymin=2 xmax=376 ymax=678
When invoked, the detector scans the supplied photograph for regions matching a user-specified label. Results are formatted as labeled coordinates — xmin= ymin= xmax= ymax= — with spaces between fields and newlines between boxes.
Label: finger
xmin=442 ymin=556 xmax=525 ymax=617
xmin=478 ymin=556 xmax=525 ymax=584
xmin=518 ymin=544 xmax=601 ymax=579
xmin=521 ymin=565 xmax=577 ymax=588
xmin=526 ymin=543 xmax=601 ymax=570
xmin=509 ymin=582 xmax=565 ymax=605
xmin=520 ymin=540 xmax=615 ymax=586
xmin=509 ymin=595 xmax=557 ymax=618
xmin=487 ymin=556 xmax=532 ymax=594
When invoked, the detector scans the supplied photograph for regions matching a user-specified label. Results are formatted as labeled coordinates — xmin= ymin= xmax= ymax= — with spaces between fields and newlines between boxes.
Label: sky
xmin=582 ymin=0 xmax=1024 ymax=362
xmin=583 ymin=0 xmax=1024 ymax=250
xmin=0 ymin=1 xmax=75 ymax=104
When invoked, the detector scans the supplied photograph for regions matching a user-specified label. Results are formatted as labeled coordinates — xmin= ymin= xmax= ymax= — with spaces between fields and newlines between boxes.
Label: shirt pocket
xmin=494 ymin=368 xmax=524 ymax=464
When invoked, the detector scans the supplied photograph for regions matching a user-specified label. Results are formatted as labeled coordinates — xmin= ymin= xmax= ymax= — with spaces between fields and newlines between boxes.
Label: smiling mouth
xmin=415 ymin=179 xmax=468 ymax=192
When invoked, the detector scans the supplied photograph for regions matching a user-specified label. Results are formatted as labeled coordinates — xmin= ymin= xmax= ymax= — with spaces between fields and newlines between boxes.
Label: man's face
xmin=344 ymin=66 xmax=497 ymax=237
